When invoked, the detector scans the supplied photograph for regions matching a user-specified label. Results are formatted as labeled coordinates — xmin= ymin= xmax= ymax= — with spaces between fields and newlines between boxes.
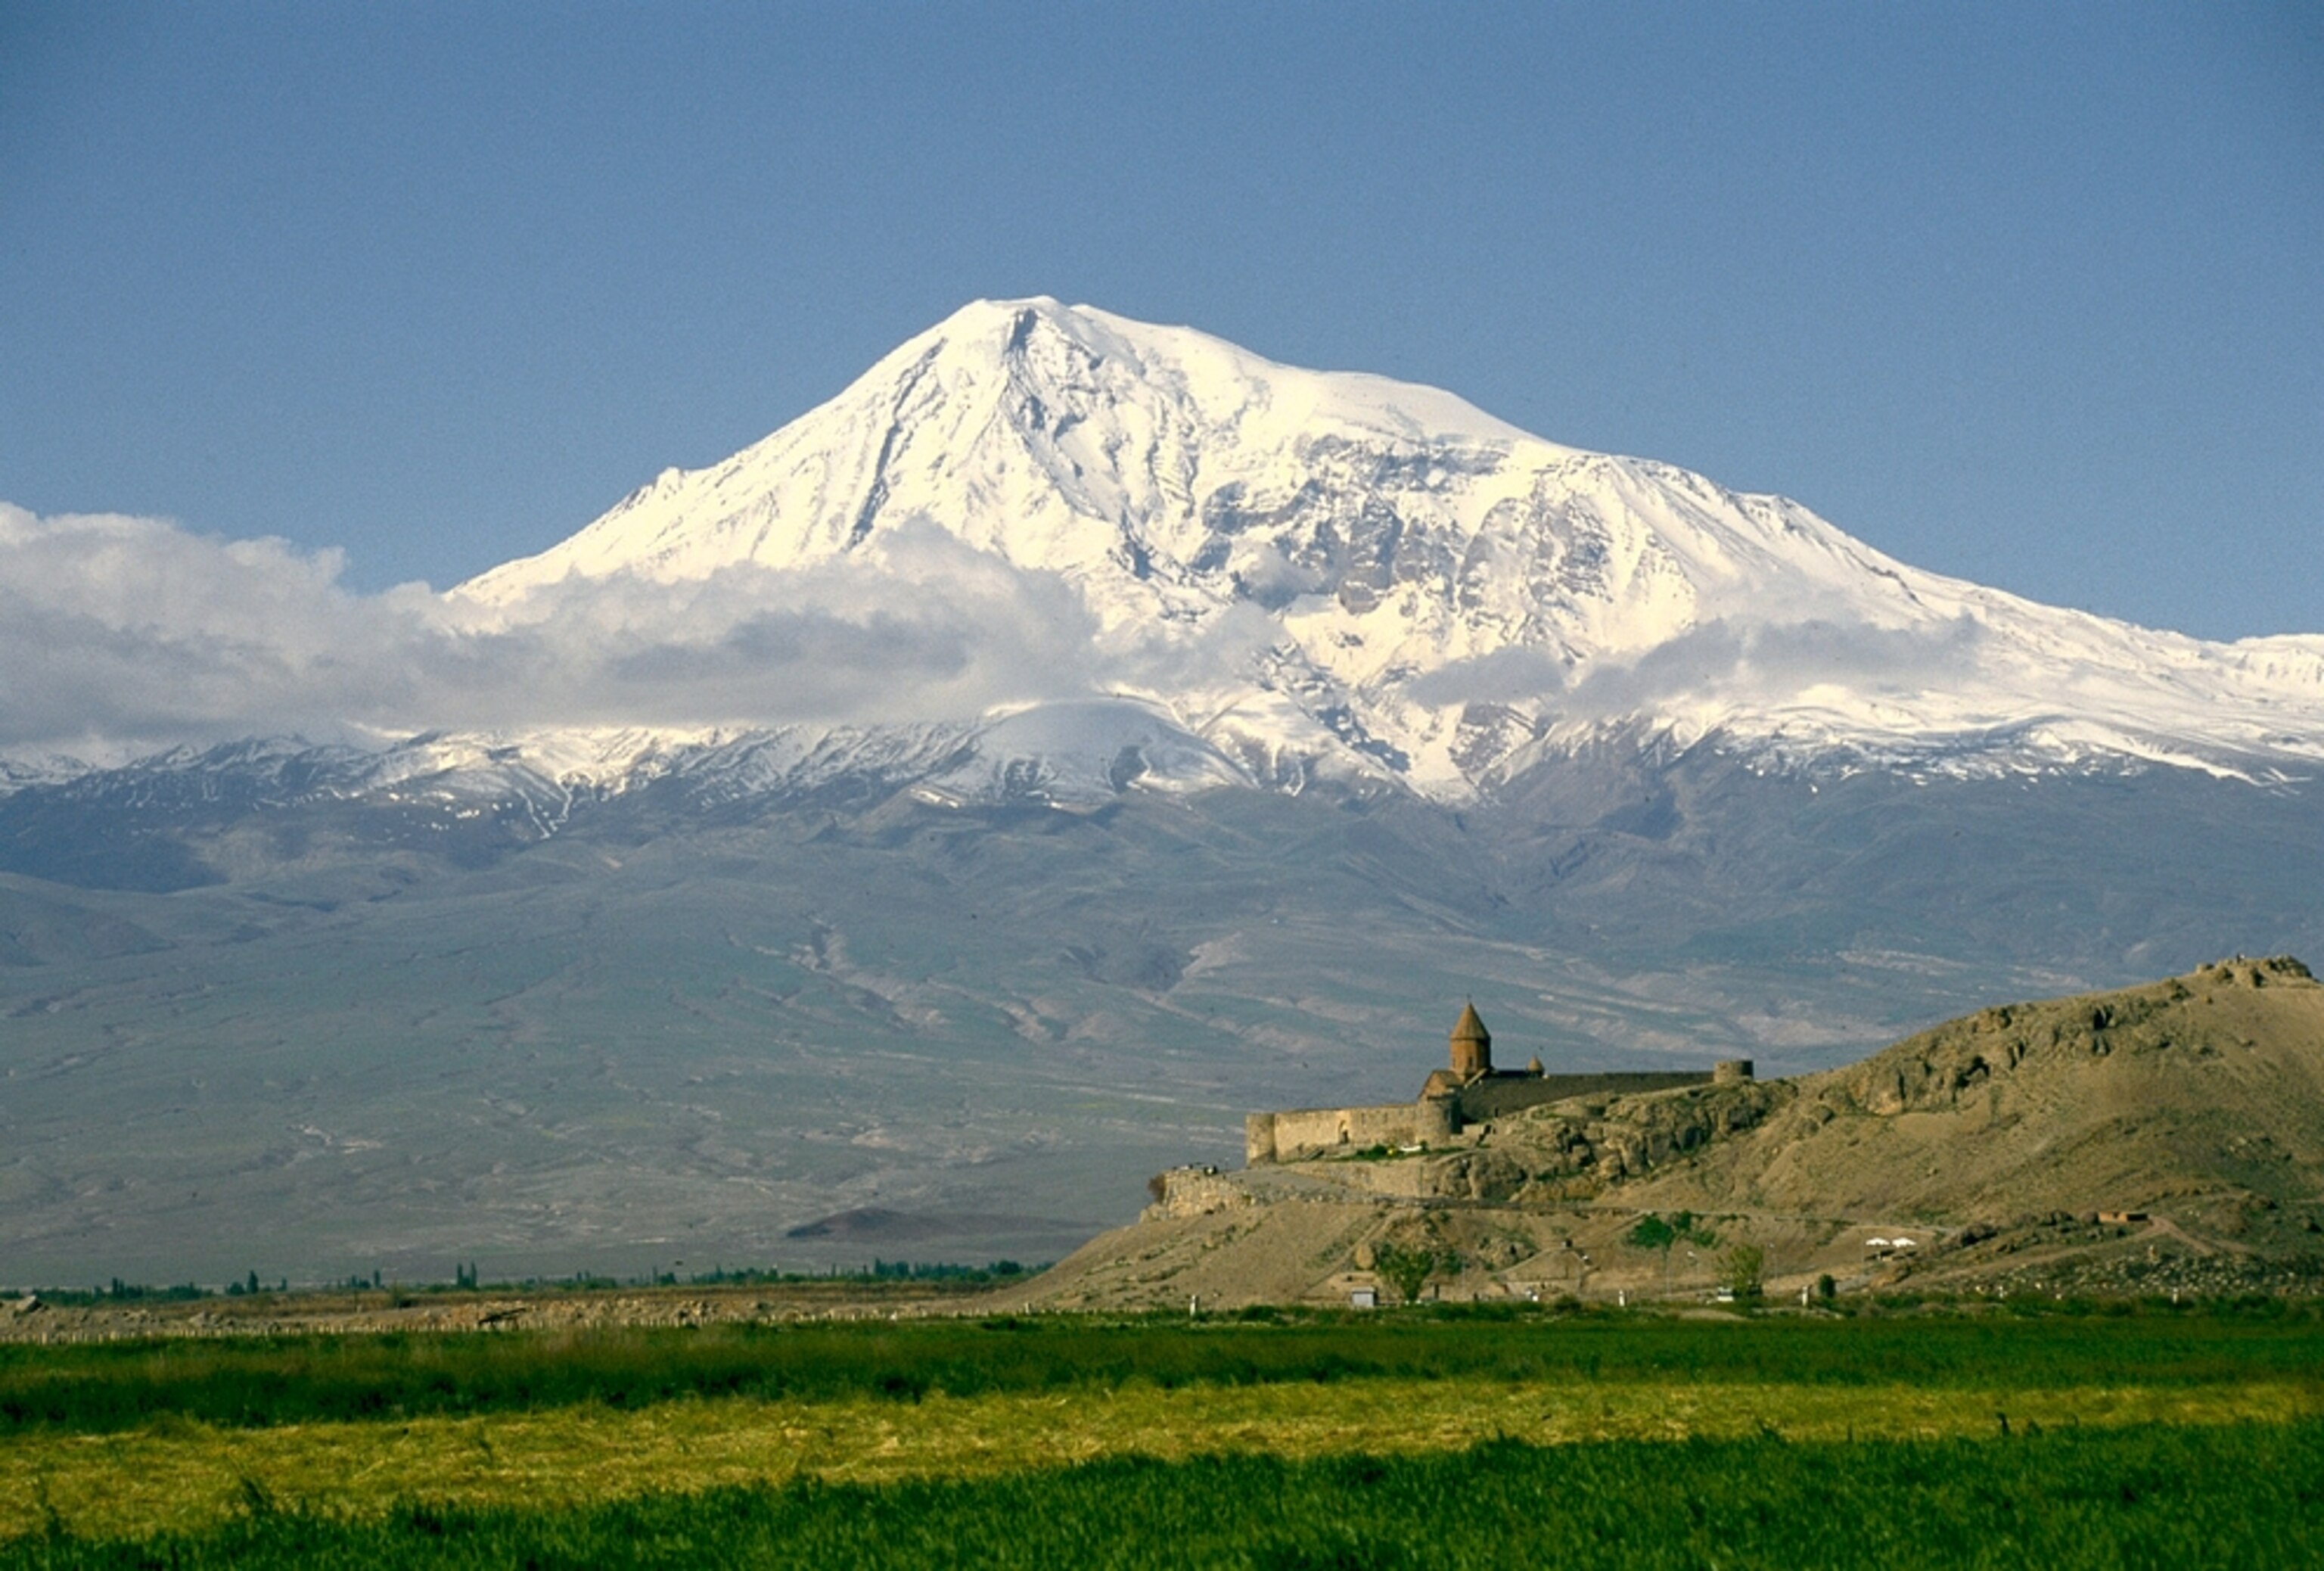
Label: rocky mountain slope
xmin=1032 ymin=959 xmax=2324 ymax=1308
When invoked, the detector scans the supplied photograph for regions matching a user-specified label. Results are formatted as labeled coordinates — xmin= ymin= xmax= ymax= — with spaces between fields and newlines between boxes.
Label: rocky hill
xmin=1024 ymin=959 xmax=2324 ymax=1309
xmin=1629 ymin=954 xmax=2324 ymax=1227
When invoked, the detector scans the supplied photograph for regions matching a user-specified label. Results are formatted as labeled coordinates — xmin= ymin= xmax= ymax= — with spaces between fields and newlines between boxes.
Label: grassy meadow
xmin=3 ymin=1303 xmax=2321 ymax=1565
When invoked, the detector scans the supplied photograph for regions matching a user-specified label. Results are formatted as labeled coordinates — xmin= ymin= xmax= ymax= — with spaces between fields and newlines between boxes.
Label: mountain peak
xmin=449 ymin=301 xmax=2324 ymax=795
xmin=453 ymin=297 xmax=1548 ymax=606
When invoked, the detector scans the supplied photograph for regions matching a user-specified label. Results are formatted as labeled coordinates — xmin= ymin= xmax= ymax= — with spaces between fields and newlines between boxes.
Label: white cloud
xmin=1402 ymin=616 xmax=1986 ymax=719
xmin=1549 ymin=616 xmax=1988 ymax=720
xmin=0 ymin=505 xmax=1117 ymax=754
xmin=0 ymin=505 xmax=1998 ymax=764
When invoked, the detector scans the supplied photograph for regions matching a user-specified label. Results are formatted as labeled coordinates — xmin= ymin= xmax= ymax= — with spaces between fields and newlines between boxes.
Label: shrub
xmin=1369 ymin=1244 xmax=1446 ymax=1306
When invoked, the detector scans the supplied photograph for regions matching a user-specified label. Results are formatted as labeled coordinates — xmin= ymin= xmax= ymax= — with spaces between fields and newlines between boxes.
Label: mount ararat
xmin=1 ymin=300 xmax=2317 ymax=1283
xmin=448 ymin=297 xmax=2324 ymax=795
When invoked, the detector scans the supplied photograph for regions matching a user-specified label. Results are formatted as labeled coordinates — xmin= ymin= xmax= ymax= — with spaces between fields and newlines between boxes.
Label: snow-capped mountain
xmin=451 ymin=298 xmax=2324 ymax=797
xmin=8 ymin=301 xmax=2322 ymax=1283
xmin=8 ymin=298 xmax=2322 ymax=817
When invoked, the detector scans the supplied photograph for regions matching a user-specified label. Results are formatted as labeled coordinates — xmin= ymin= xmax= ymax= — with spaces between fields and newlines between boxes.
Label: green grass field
xmin=2 ymin=1304 xmax=2319 ymax=1566
xmin=11 ymin=1302 xmax=2322 ymax=1434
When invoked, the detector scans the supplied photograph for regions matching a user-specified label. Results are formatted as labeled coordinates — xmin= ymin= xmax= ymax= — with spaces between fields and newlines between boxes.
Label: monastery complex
xmin=1245 ymin=1003 xmax=1753 ymax=1166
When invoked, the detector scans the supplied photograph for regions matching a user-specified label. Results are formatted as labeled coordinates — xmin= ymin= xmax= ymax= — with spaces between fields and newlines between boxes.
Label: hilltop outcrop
xmin=1025 ymin=959 xmax=2324 ymax=1309
xmin=1627 ymin=954 xmax=2324 ymax=1227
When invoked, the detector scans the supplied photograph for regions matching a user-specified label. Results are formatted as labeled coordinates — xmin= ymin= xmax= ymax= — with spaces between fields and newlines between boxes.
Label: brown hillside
xmin=1626 ymin=955 xmax=2324 ymax=1235
xmin=1018 ymin=958 xmax=2324 ymax=1310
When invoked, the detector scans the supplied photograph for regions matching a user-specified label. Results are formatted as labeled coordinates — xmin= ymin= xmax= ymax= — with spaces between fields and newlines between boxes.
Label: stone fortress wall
xmin=1257 ymin=1103 xmax=1427 ymax=1162
xmin=1245 ymin=1003 xmax=1751 ymax=1166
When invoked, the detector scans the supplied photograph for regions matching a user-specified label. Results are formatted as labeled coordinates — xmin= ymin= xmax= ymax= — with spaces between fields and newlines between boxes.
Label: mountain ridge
xmin=441 ymin=297 xmax=2324 ymax=798
xmin=8 ymin=297 xmax=2323 ymax=806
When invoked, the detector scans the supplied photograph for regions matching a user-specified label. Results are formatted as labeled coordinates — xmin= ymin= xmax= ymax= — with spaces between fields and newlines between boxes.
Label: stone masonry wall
xmin=1258 ymin=1103 xmax=1421 ymax=1162
xmin=1143 ymin=1168 xmax=1260 ymax=1221
xmin=1247 ymin=1065 xmax=1754 ymax=1167
xmin=1455 ymin=1071 xmax=1717 ymax=1121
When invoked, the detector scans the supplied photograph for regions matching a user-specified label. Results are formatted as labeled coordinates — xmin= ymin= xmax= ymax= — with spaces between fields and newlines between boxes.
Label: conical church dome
xmin=1449 ymin=1002 xmax=1492 ymax=1079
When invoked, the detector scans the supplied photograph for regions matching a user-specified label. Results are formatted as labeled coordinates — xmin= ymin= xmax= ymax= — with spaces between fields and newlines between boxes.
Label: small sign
xmin=1350 ymin=1288 xmax=1378 ymax=1309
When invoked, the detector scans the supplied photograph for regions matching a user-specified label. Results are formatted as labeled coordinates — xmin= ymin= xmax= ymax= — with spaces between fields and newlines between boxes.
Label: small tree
xmin=1626 ymin=1213 xmax=1676 ymax=1257
xmin=1372 ymin=1242 xmax=1445 ymax=1305
xmin=1625 ymin=1211 xmax=1718 ymax=1296
xmin=1720 ymin=1243 xmax=1765 ymax=1301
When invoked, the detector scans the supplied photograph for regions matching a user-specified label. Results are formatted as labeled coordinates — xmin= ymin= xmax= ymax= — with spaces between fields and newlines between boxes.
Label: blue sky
xmin=2 ymin=2 xmax=2318 ymax=638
